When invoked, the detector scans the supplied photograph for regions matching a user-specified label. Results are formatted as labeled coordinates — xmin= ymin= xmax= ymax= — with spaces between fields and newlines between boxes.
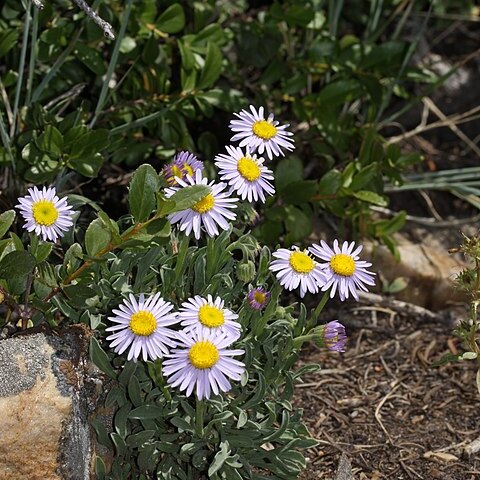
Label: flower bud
xmin=312 ymin=320 xmax=347 ymax=352
xmin=237 ymin=260 xmax=256 ymax=283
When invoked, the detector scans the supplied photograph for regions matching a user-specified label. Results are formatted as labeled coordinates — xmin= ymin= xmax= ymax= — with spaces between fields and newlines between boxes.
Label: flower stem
xmin=306 ymin=290 xmax=330 ymax=331
xmin=195 ymin=399 xmax=205 ymax=438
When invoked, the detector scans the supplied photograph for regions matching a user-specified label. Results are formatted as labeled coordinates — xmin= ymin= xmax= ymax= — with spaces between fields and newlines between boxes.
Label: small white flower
xmin=229 ymin=105 xmax=295 ymax=160
xmin=214 ymin=145 xmax=275 ymax=203
xmin=165 ymin=170 xmax=238 ymax=240
xmin=309 ymin=240 xmax=376 ymax=301
xmin=178 ymin=294 xmax=241 ymax=340
xmin=269 ymin=246 xmax=326 ymax=298
xmin=163 ymin=329 xmax=245 ymax=400
xmin=16 ymin=186 xmax=75 ymax=242
xmin=106 ymin=293 xmax=179 ymax=362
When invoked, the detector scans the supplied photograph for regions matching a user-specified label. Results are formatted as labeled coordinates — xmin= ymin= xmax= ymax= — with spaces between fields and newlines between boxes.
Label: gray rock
xmin=0 ymin=326 xmax=101 ymax=480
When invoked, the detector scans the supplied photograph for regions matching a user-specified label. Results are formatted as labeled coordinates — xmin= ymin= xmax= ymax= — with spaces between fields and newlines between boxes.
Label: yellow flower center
xmin=171 ymin=165 xmax=183 ymax=178
xmin=32 ymin=200 xmax=59 ymax=226
xmin=289 ymin=250 xmax=315 ymax=274
xmin=330 ymin=254 xmax=356 ymax=277
xmin=198 ymin=304 xmax=225 ymax=328
xmin=237 ymin=157 xmax=261 ymax=182
xmin=182 ymin=163 xmax=194 ymax=176
xmin=254 ymin=291 xmax=266 ymax=304
xmin=129 ymin=310 xmax=157 ymax=336
xmin=252 ymin=120 xmax=277 ymax=140
xmin=188 ymin=341 xmax=219 ymax=369
xmin=191 ymin=193 xmax=215 ymax=214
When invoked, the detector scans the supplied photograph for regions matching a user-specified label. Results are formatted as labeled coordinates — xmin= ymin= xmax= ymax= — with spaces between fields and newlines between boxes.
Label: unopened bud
xmin=312 ymin=320 xmax=347 ymax=352
xmin=236 ymin=260 xmax=256 ymax=283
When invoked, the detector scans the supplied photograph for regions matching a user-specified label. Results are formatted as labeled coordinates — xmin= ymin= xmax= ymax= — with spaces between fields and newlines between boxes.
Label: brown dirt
xmin=295 ymin=305 xmax=480 ymax=480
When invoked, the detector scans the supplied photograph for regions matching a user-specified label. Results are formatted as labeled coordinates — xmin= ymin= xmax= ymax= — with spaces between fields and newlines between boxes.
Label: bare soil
xmin=295 ymin=305 xmax=480 ymax=480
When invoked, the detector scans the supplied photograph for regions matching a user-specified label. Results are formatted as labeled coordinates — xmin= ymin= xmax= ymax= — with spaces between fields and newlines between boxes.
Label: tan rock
xmin=368 ymin=241 xmax=467 ymax=310
xmin=0 ymin=327 xmax=96 ymax=480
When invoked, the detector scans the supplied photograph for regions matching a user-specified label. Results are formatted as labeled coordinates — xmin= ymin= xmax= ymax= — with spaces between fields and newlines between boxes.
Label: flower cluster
xmin=106 ymin=292 xmax=244 ymax=400
xmin=269 ymin=241 xmax=375 ymax=301
xmin=162 ymin=105 xmax=293 ymax=239
xmin=14 ymin=106 xmax=376 ymax=403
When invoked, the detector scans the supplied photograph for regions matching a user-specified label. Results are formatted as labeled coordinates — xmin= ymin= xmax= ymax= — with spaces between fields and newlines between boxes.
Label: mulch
xmin=295 ymin=301 xmax=480 ymax=480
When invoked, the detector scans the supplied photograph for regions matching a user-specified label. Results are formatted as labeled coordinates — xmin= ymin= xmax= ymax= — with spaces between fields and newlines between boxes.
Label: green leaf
xmin=318 ymin=169 xmax=342 ymax=195
xmin=281 ymin=180 xmax=318 ymax=204
xmin=128 ymin=164 xmax=160 ymax=222
xmin=352 ymin=190 xmax=388 ymax=206
xmin=68 ymin=153 xmax=103 ymax=178
xmin=197 ymin=42 xmax=223 ymax=89
xmin=126 ymin=430 xmax=156 ymax=447
xmin=37 ymin=125 xmax=63 ymax=157
xmin=89 ymin=337 xmax=117 ymax=379
xmin=318 ymin=79 xmax=362 ymax=107
xmin=0 ymin=210 xmax=15 ymax=238
xmin=157 ymin=3 xmax=185 ymax=34
xmin=85 ymin=218 xmax=112 ymax=256
xmin=208 ymin=441 xmax=231 ymax=477
xmin=75 ymin=44 xmax=107 ymax=75
xmin=167 ymin=184 xmax=211 ymax=214
xmin=128 ymin=404 xmax=164 ymax=419
xmin=0 ymin=30 xmax=19 ymax=58
xmin=0 ymin=251 xmax=35 ymax=278
xmin=33 ymin=242 xmax=53 ymax=263
xmin=64 ymin=284 xmax=97 ymax=301
xmin=275 ymin=157 xmax=303 ymax=192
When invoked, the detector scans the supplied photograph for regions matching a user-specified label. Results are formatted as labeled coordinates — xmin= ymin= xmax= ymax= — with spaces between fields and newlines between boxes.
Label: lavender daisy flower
xmin=247 ymin=287 xmax=270 ymax=310
xmin=163 ymin=330 xmax=245 ymax=400
xmin=164 ymin=170 xmax=238 ymax=240
xmin=229 ymin=105 xmax=295 ymax=160
xmin=162 ymin=151 xmax=204 ymax=186
xmin=317 ymin=321 xmax=347 ymax=352
xmin=214 ymin=145 xmax=275 ymax=202
xmin=178 ymin=294 xmax=241 ymax=340
xmin=269 ymin=246 xmax=326 ymax=298
xmin=309 ymin=240 xmax=376 ymax=301
xmin=16 ymin=186 xmax=75 ymax=242
xmin=106 ymin=293 xmax=179 ymax=362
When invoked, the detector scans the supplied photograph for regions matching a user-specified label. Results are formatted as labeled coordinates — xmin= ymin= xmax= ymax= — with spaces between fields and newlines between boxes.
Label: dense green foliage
xmin=1 ymin=0 xmax=456 ymax=251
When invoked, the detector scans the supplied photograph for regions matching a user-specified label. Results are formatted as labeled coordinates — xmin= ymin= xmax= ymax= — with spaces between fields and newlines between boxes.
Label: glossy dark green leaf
xmin=352 ymin=190 xmax=388 ymax=206
xmin=0 ymin=250 xmax=35 ymax=278
xmin=275 ymin=157 xmax=303 ymax=192
xmin=128 ymin=164 xmax=160 ymax=222
xmin=37 ymin=125 xmax=63 ymax=157
xmin=0 ymin=210 xmax=15 ymax=239
xmin=157 ymin=3 xmax=185 ymax=34
xmin=197 ymin=42 xmax=222 ymax=89
xmin=167 ymin=184 xmax=211 ymax=214
xmin=89 ymin=337 xmax=117 ymax=379
xmin=68 ymin=153 xmax=103 ymax=178
xmin=85 ymin=218 xmax=111 ymax=256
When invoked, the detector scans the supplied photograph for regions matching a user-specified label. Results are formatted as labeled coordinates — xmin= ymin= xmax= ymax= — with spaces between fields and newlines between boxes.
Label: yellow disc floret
xmin=191 ymin=193 xmax=215 ymax=214
xmin=182 ymin=163 xmax=194 ymax=176
xmin=189 ymin=341 xmax=219 ymax=369
xmin=252 ymin=120 xmax=277 ymax=140
xmin=289 ymin=250 xmax=315 ymax=274
xmin=254 ymin=291 xmax=266 ymax=304
xmin=32 ymin=200 xmax=59 ymax=226
xmin=129 ymin=310 xmax=157 ymax=336
xmin=237 ymin=157 xmax=261 ymax=182
xmin=171 ymin=165 xmax=183 ymax=179
xmin=198 ymin=304 xmax=225 ymax=328
xmin=330 ymin=254 xmax=356 ymax=277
